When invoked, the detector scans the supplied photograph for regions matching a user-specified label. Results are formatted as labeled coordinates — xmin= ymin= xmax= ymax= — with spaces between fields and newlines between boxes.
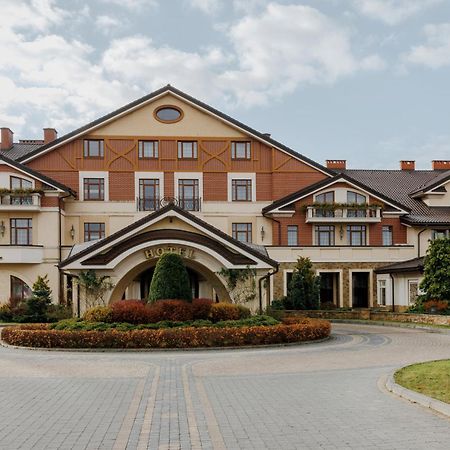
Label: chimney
xmin=400 ymin=160 xmax=415 ymax=171
xmin=432 ymin=160 xmax=450 ymax=171
xmin=0 ymin=128 xmax=13 ymax=150
xmin=326 ymin=160 xmax=346 ymax=170
xmin=43 ymin=128 xmax=57 ymax=145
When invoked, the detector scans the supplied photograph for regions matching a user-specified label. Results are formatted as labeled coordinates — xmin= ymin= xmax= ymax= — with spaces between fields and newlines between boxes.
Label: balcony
xmin=0 ymin=245 xmax=44 ymax=263
xmin=305 ymin=205 xmax=382 ymax=223
xmin=0 ymin=192 xmax=42 ymax=211
xmin=137 ymin=197 xmax=202 ymax=212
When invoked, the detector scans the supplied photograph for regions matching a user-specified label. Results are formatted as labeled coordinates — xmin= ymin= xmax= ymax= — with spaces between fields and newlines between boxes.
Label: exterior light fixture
xmin=0 ymin=221 xmax=5 ymax=237
xmin=339 ymin=225 xmax=344 ymax=240
xmin=70 ymin=224 xmax=75 ymax=240
xmin=260 ymin=226 xmax=265 ymax=241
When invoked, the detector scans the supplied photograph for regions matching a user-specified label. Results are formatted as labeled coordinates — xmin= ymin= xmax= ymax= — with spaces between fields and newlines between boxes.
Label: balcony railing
xmin=305 ymin=205 xmax=381 ymax=223
xmin=0 ymin=193 xmax=41 ymax=210
xmin=137 ymin=197 xmax=201 ymax=212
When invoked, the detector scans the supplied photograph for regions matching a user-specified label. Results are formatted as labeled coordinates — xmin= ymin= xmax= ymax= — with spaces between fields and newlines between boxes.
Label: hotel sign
xmin=144 ymin=246 xmax=195 ymax=259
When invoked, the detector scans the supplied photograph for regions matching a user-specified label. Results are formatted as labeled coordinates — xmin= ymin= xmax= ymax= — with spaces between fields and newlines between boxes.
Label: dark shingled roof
xmin=341 ymin=169 xmax=450 ymax=226
xmin=0 ymin=142 xmax=43 ymax=161
xmin=375 ymin=257 xmax=424 ymax=274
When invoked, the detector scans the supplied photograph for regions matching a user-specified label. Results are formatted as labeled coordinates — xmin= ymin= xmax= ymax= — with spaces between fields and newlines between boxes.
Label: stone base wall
xmin=284 ymin=309 xmax=450 ymax=326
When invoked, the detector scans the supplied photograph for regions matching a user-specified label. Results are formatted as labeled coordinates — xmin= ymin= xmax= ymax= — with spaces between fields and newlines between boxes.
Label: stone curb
xmin=385 ymin=371 xmax=450 ymax=419
xmin=328 ymin=319 xmax=450 ymax=334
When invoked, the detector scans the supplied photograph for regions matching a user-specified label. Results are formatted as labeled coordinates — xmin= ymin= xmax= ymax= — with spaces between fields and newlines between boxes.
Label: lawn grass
xmin=395 ymin=360 xmax=450 ymax=404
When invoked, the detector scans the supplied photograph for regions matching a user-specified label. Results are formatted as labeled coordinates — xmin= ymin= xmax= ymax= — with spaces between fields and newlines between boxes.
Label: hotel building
xmin=0 ymin=85 xmax=449 ymax=313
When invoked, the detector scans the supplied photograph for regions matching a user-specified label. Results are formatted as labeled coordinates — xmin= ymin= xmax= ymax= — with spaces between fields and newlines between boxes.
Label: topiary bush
xmin=153 ymin=300 xmax=194 ymax=322
xmin=209 ymin=303 xmax=241 ymax=322
xmin=148 ymin=252 xmax=192 ymax=303
xmin=191 ymin=298 xmax=213 ymax=320
xmin=84 ymin=306 xmax=113 ymax=323
xmin=285 ymin=257 xmax=320 ymax=310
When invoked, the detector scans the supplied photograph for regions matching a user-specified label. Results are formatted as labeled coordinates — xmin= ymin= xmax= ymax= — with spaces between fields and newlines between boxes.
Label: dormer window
xmin=84 ymin=139 xmax=104 ymax=158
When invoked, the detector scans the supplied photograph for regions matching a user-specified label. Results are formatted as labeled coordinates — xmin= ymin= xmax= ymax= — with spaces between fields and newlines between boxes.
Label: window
xmin=315 ymin=225 xmax=335 ymax=246
xmin=382 ymin=226 xmax=393 ymax=246
xmin=287 ymin=225 xmax=298 ymax=246
xmin=10 ymin=176 xmax=32 ymax=189
xmin=178 ymin=141 xmax=197 ymax=159
xmin=10 ymin=276 xmax=31 ymax=301
xmin=347 ymin=225 xmax=367 ymax=246
xmin=178 ymin=179 xmax=200 ymax=211
xmin=315 ymin=191 xmax=334 ymax=217
xmin=231 ymin=142 xmax=251 ymax=159
xmin=232 ymin=223 xmax=252 ymax=243
xmin=10 ymin=218 xmax=32 ymax=245
xmin=10 ymin=176 xmax=33 ymax=205
xmin=83 ymin=178 xmax=104 ymax=201
xmin=138 ymin=141 xmax=158 ymax=159
xmin=139 ymin=179 xmax=160 ymax=211
xmin=432 ymin=229 xmax=450 ymax=240
xmin=84 ymin=223 xmax=105 ymax=242
xmin=285 ymin=271 xmax=294 ymax=295
xmin=232 ymin=179 xmax=252 ymax=201
xmin=378 ymin=279 xmax=387 ymax=306
xmin=347 ymin=191 xmax=367 ymax=218
xmin=154 ymin=106 xmax=182 ymax=123
xmin=84 ymin=140 xmax=104 ymax=158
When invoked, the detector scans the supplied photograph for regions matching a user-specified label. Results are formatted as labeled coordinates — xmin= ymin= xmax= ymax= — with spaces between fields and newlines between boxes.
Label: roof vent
xmin=432 ymin=160 xmax=450 ymax=171
xmin=263 ymin=133 xmax=271 ymax=138
xmin=326 ymin=160 xmax=346 ymax=170
xmin=400 ymin=160 xmax=415 ymax=171
xmin=0 ymin=128 xmax=13 ymax=150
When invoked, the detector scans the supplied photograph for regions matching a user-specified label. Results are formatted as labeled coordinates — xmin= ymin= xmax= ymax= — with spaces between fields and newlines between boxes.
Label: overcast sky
xmin=1 ymin=0 xmax=450 ymax=169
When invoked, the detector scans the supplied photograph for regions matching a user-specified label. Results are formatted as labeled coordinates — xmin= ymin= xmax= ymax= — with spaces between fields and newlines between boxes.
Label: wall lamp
xmin=0 ymin=221 xmax=5 ymax=237
xmin=70 ymin=224 xmax=75 ymax=240
xmin=260 ymin=225 xmax=265 ymax=241
xmin=339 ymin=225 xmax=344 ymax=240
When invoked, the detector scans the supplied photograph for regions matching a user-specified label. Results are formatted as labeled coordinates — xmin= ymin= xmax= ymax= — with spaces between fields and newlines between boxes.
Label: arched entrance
xmin=109 ymin=255 xmax=232 ymax=303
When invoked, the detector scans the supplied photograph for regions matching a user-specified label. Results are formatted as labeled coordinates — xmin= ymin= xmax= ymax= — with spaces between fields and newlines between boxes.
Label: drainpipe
xmin=58 ymin=192 xmax=74 ymax=305
xmin=258 ymin=265 xmax=279 ymax=314
xmin=390 ymin=273 xmax=395 ymax=312
xmin=417 ymin=228 xmax=427 ymax=258
xmin=263 ymin=212 xmax=282 ymax=245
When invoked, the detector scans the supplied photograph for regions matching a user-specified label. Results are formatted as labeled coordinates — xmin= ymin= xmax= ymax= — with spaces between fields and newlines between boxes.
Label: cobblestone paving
xmin=0 ymin=324 xmax=450 ymax=449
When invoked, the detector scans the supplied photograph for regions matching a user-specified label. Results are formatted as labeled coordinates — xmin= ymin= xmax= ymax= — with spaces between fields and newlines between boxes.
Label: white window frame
xmin=227 ymin=173 xmax=256 ymax=202
xmin=79 ymin=171 xmax=109 ymax=202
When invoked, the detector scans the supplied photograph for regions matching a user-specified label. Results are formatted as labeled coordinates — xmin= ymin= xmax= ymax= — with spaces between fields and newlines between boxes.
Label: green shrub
xmin=423 ymin=300 xmax=449 ymax=314
xmin=3 ymin=318 xmax=331 ymax=348
xmin=215 ymin=315 xmax=279 ymax=328
xmin=209 ymin=303 xmax=240 ymax=322
xmin=83 ymin=306 xmax=113 ymax=322
xmin=0 ymin=304 xmax=14 ymax=322
xmin=149 ymin=253 xmax=192 ymax=302
xmin=285 ymin=257 xmax=320 ymax=310
xmin=45 ymin=305 xmax=73 ymax=322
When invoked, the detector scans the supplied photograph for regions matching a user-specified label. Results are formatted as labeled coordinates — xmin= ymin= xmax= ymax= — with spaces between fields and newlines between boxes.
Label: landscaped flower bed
xmin=1 ymin=317 xmax=330 ymax=349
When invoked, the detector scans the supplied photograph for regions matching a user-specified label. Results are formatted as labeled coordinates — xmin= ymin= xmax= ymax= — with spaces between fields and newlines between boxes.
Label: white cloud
xmin=95 ymin=15 xmax=122 ymax=33
xmin=404 ymin=23 xmax=450 ymax=69
xmin=188 ymin=0 xmax=222 ymax=15
xmin=219 ymin=3 xmax=384 ymax=106
xmin=99 ymin=0 xmax=158 ymax=11
xmin=353 ymin=0 xmax=442 ymax=25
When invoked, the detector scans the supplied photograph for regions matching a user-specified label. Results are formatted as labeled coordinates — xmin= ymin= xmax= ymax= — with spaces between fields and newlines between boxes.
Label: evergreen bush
xmin=285 ymin=257 xmax=320 ymax=310
xmin=148 ymin=252 xmax=192 ymax=302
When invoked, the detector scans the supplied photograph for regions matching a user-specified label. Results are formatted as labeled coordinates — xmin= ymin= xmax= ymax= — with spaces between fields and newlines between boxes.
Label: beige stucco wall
xmin=93 ymin=93 xmax=247 ymax=138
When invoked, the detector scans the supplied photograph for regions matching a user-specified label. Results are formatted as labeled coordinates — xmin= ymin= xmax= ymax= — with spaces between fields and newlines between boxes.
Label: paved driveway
xmin=0 ymin=324 xmax=450 ymax=449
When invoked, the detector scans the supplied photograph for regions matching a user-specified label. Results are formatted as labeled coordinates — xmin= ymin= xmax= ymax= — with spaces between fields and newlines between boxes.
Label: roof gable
xmin=61 ymin=204 xmax=277 ymax=269
xmin=262 ymin=174 xmax=410 ymax=214
xmin=17 ymin=85 xmax=333 ymax=176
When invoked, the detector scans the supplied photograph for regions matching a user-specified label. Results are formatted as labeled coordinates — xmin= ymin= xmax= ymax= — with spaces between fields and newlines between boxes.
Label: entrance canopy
xmin=60 ymin=204 xmax=277 ymax=271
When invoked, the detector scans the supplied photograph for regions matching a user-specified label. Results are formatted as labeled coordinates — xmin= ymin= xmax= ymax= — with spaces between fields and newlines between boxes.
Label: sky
xmin=1 ymin=0 xmax=450 ymax=169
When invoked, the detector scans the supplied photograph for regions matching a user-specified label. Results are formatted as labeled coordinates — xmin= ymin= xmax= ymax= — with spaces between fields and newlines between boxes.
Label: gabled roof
xmin=0 ymin=153 xmax=75 ymax=195
xmin=375 ymin=257 xmax=424 ymax=274
xmin=16 ymin=85 xmax=334 ymax=176
xmin=409 ymin=170 xmax=450 ymax=196
xmin=262 ymin=173 xmax=410 ymax=215
xmin=60 ymin=203 xmax=277 ymax=269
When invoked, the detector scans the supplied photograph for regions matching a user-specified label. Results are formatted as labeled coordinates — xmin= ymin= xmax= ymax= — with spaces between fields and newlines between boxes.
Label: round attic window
xmin=154 ymin=105 xmax=183 ymax=123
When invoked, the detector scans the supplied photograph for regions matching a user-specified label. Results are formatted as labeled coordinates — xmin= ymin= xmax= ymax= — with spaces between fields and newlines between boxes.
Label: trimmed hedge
xmin=1 ymin=319 xmax=330 ymax=349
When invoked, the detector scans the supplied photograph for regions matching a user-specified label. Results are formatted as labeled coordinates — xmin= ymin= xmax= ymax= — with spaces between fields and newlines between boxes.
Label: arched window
xmin=10 ymin=276 xmax=32 ymax=301
xmin=347 ymin=191 xmax=367 ymax=217
xmin=315 ymin=191 xmax=334 ymax=217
